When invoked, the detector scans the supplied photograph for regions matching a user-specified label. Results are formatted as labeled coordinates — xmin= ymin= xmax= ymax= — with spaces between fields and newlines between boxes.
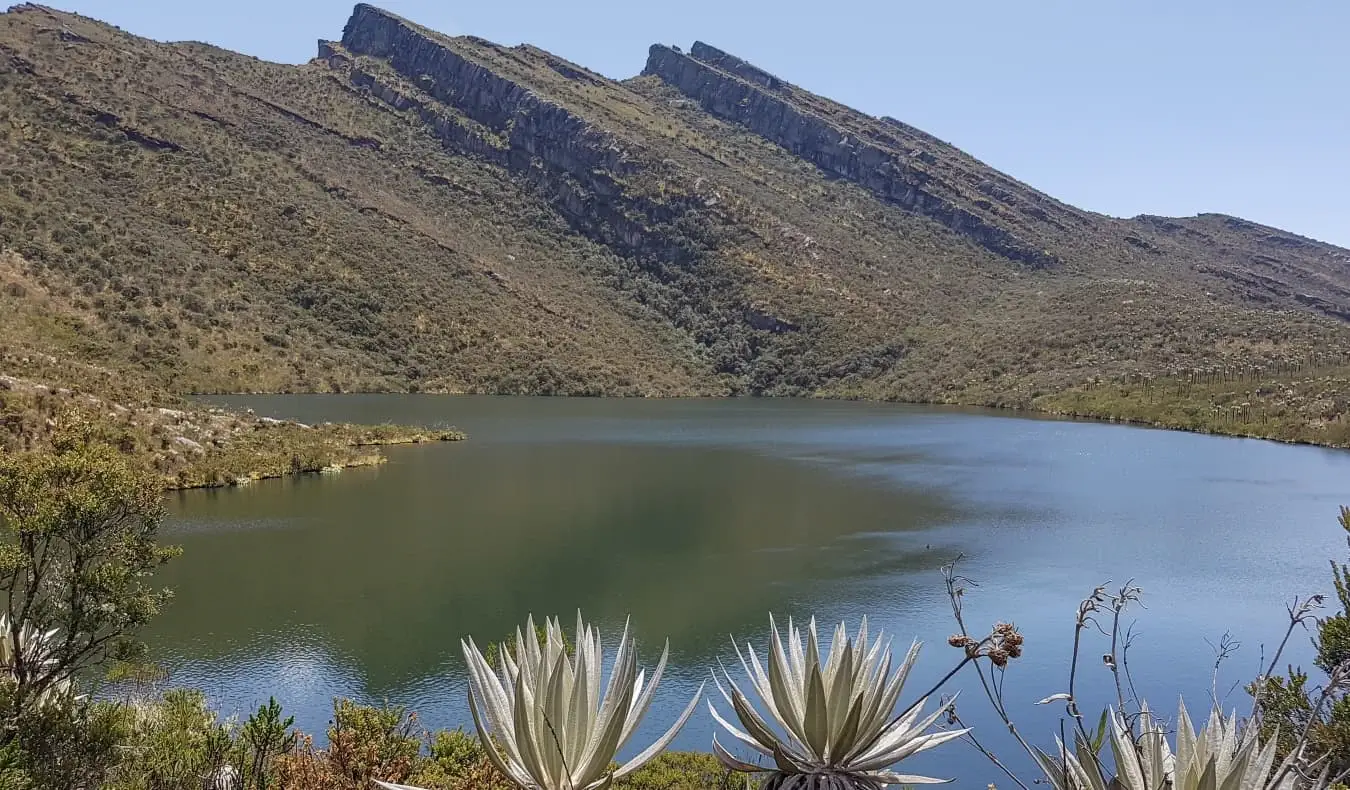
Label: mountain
xmin=1 ymin=2 xmax=1348 ymax=439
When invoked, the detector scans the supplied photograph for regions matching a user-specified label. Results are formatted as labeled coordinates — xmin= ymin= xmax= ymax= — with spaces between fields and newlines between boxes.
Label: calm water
xmin=147 ymin=396 xmax=1349 ymax=785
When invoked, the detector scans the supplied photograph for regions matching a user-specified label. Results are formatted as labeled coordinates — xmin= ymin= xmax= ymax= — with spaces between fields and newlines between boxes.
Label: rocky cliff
xmin=333 ymin=5 xmax=686 ymax=260
xmin=643 ymin=42 xmax=1076 ymax=268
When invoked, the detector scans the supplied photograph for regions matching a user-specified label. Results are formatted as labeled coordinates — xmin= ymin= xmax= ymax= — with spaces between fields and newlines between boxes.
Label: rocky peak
xmin=687 ymin=41 xmax=784 ymax=91
xmin=643 ymin=42 xmax=1089 ymax=268
xmin=341 ymin=3 xmax=412 ymax=52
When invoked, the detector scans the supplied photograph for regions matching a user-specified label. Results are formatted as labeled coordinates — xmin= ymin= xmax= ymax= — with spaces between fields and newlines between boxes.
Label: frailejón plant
xmin=378 ymin=612 xmax=702 ymax=790
xmin=711 ymin=615 xmax=967 ymax=789
xmin=1032 ymin=700 xmax=1326 ymax=790
xmin=0 ymin=614 xmax=74 ymax=710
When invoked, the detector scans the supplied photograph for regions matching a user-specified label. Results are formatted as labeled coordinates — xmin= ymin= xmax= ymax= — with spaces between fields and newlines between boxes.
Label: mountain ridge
xmin=1 ymin=1 xmax=1348 ymax=446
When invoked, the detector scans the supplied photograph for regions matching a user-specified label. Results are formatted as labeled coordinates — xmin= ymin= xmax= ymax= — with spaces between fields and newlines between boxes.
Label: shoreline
xmin=163 ymin=429 xmax=467 ymax=492
xmin=1031 ymin=405 xmax=1349 ymax=451
xmin=183 ymin=388 xmax=1350 ymax=454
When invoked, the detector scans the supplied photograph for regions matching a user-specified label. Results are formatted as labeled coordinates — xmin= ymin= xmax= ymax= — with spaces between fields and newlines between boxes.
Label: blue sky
xmin=50 ymin=1 xmax=1350 ymax=247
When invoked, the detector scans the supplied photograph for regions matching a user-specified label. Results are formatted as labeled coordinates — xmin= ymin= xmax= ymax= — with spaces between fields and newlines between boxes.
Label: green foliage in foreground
xmin=0 ymin=687 xmax=731 ymax=790
xmin=431 ymin=614 xmax=701 ymax=790
xmin=0 ymin=418 xmax=178 ymax=729
xmin=711 ymin=616 xmax=965 ymax=787
xmin=1251 ymin=506 xmax=1350 ymax=783
xmin=5 ymin=431 xmax=1350 ymax=789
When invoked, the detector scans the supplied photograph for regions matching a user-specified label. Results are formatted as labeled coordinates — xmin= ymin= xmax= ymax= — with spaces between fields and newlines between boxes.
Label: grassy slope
xmin=0 ymin=4 xmax=1346 ymax=448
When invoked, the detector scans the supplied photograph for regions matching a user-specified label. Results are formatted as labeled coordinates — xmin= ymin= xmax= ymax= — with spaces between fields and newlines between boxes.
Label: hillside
xmin=1 ymin=2 xmax=1348 ymax=442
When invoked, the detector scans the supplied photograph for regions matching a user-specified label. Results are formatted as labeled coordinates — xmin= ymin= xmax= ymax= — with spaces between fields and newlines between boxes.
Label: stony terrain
xmin=1 ymin=2 xmax=1347 ymax=443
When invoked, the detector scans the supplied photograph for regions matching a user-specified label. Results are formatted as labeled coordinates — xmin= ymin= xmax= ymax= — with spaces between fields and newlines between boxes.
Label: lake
xmin=148 ymin=396 xmax=1350 ymax=786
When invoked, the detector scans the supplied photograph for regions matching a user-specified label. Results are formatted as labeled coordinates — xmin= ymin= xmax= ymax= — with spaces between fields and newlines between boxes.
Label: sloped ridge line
xmin=643 ymin=42 xmax=1059 ymax=268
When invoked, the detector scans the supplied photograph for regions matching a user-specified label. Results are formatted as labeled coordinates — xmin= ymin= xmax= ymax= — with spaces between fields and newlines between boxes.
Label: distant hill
xmin=1 ymin=2 xmax=1348 ymax=443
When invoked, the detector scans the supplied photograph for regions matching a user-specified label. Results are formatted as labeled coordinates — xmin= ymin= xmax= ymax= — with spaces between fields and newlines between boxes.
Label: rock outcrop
xmin=332 ymin=5 xmax=715 ymax=265
xmin=644 ymin=42 xmax=1073 ymax=268
xmin=332 ymin=7 xmax=1073 ymax=272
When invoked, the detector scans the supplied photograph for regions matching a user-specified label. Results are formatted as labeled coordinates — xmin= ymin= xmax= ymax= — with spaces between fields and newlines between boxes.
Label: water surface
xmin=149 ymin=396 xmax=1350 ymax=785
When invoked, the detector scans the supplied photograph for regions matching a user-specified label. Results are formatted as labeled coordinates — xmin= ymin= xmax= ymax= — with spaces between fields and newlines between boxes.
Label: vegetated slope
xmin=0 ymin=363 xmax=463 ymax=488
xmin=1 ymin=3 xmax=1348 ymax=430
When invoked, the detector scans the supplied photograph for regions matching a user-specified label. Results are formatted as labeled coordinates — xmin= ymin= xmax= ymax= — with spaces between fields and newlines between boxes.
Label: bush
xmin=0 ymin=413 xmax=178 ymax=733
xmin=102 ymin=688 xmax=236 ymax=790
xmin=404 ymin=729 xmax=512 ymax=790
xmin=1251 ymin=506 xmax=1350 ymax=780
xmin=3 ymin=690 xmax=125 ymax=790
xmin=273 ymin=699 xmax=420 ymax=789
xmin=613 ymin=752 xmax=733 ymax=790
xmin=240 ymin=696 xmax=295 ymax=788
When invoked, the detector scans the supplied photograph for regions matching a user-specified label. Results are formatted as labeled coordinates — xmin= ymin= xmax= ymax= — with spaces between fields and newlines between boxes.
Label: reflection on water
xmin=147 ymin=396 xmax=1350 ymax=785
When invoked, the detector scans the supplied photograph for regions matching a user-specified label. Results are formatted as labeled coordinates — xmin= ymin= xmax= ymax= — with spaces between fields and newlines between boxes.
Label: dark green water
xmin=148 ymin=396 xmax=1350 ymax=785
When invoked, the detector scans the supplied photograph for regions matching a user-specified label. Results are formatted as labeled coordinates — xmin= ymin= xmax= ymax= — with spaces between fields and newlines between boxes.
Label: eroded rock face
xmin=686 ymin=41 xmax=784 ymax=91
xmin=643 ymin=42 xmax=1060 ymax=268
xmin=335 ymin=4 xmax=710 ymax=265
xmin=334 ymin=4 xmax=1074 ymax=279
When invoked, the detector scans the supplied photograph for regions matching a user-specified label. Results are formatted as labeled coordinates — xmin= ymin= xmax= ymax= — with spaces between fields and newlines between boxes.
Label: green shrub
xmin=423 ymin=729 xmax=483 ymax=777
xmin=3 ymin=691 xmax=126 ymax=790
xmin=273 ymin=698 xmax=421 ymax=788
xmin=240 ymin=696 xmax=295 ymax=789
xmin=613 ymin=752 xmax=734 ymax=790
xmin=0 ymin=739 xmax=33 ymax=790
xmin=103 ymin=688 xmax=237 ymax=790
xmin=327 ymin=698 xmax=420 ymax=783
xmin=405 ymin=729 xmax=512 ymax=790
xmin=0 ymin=415 xmax=178 ymax=731
xmin=1251 ymin=506 xmax=1350 ymax=778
